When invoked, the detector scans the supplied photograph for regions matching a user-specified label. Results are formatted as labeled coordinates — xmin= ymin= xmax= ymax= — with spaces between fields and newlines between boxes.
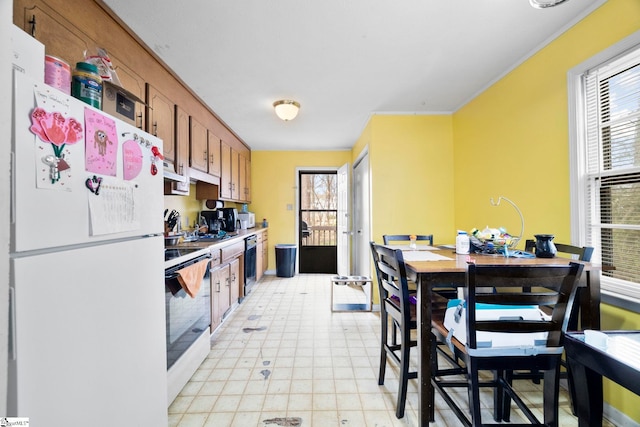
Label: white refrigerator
xmin=8 ymin=72 xmax=168 ymax=426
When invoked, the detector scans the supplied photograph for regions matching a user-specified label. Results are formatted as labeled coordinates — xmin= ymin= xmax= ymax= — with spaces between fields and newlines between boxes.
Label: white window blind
xmin=583 ymin=48 xmax=640 ymax=300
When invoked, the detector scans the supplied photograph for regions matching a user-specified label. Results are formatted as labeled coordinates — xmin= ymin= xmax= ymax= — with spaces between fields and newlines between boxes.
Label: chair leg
xmin=378 ymin=313 xmax=388 ymax=385
xmin=467 ymin=359 xmax=483 ymax=426
xmin=543 ymin=365 xmax=561 ymax=427
xmin=430 ymin=332 xmax=438 ymax=422
xmin=395 ymin=327 xmax=412 ymax=418
xmin=502 ymin=370 xmax=513 ymax=422
xmin=566 ymin=361 xmax=578 ymax=415
xmin=493 ymin=369 xmax=505 ymax=422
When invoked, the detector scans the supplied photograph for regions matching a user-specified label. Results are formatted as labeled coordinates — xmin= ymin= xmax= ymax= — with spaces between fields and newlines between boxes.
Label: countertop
xmin=167 ymin=226 xmax=267 ymax=250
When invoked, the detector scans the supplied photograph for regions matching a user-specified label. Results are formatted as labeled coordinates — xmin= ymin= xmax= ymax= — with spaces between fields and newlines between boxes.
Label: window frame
xmin=569 ymin=30 xmax=640 ymax=312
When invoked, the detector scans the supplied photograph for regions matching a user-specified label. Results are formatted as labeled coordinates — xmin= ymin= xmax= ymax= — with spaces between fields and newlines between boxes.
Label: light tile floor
xmin=169 ymin=274 xmax=611 ymax=427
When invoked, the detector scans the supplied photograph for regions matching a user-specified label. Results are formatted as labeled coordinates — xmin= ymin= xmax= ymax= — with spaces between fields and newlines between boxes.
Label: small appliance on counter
xmin=200 ymin=210 xmax=224 ymax=234
xmin=238 ymin=211 xmax=255 ymax=229
xmin=220 ymin=208 xmax=238 ymax=233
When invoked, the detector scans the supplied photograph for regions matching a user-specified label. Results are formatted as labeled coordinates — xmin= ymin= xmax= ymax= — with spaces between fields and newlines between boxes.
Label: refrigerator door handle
xmin=9 ymin=286 xmax=16 ymax=360
xmin=10 ymin=151 xmax=15 ymax=225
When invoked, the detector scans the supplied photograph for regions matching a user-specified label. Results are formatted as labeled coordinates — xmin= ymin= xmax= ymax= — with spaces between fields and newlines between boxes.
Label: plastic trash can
xmin=275 ymin=244 xmax=297 ymax=277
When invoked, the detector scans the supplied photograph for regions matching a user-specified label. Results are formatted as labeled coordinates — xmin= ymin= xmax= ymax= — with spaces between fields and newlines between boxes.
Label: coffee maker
xmin=200 ymin=210 xmax=224 ymax=234
xmin=219 ymin=208 xmax=238 ymax=233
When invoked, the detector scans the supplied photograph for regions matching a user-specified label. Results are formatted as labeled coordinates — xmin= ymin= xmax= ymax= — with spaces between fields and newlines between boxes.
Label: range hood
xmin=163 ymin=161 xmax=186 ymax=183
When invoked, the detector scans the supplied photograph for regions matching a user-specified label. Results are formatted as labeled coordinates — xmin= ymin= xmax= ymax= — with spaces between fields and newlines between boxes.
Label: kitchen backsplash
xmin=164 ymin=184 xmax=241 ymax=231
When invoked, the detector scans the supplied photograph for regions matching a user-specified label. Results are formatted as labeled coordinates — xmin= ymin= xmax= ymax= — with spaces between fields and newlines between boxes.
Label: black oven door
xmin=244 ymin=236 xmax=257 ymax=298
xmin=165 ymin=254 xmax=211 ymax=369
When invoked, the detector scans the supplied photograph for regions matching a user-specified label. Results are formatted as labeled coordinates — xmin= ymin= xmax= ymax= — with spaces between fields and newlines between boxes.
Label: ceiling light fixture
xmin=273 ymin=100 xmax=300 ymax=121
xmin=529 ymin=0 xmax=570 ymax=8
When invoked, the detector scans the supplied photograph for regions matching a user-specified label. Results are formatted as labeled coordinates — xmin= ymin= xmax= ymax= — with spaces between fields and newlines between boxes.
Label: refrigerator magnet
xmin=122 ymin=139 xmax=142 ymax=180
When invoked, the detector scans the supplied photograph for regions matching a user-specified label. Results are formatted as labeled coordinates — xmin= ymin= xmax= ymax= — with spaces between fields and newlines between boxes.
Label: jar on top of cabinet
xmin=71 ymin=62 xmax=102 ymax=109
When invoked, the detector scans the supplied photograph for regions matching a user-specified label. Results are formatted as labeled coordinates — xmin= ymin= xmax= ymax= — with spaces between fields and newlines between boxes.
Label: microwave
xmin=238 ymin=212 xmax=255 ymax=229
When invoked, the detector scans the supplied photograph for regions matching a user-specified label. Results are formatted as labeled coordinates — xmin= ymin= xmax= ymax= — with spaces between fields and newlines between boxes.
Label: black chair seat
xmin=431 ymin=262 xmax=584 ymax=427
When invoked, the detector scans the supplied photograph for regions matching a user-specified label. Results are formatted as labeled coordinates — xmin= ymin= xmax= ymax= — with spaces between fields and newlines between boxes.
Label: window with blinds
xmin=583 ymin=49 xmax=640 ymax=300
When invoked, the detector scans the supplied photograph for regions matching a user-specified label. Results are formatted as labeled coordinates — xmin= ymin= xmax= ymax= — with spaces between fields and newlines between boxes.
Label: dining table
xmin=397 ymin=245 xmax=602 ymax=426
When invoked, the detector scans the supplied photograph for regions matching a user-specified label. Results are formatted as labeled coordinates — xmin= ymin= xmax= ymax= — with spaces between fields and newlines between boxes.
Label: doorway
xmin=352 ymin=151 xmax=370 ymax=277
xmin=298 ymin=170 xmax=338 ymax=273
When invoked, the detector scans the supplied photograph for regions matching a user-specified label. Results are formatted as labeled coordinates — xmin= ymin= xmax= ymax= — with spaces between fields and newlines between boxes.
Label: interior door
xmin=353 ymin=152 xmax=371 ymax=277
xmin=337 ymin=163 xmax=350 ymax=276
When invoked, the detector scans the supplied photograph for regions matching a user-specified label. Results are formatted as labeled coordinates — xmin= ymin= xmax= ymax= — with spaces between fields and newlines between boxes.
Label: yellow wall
xmin=164 ymin=185 xmax=204 ymax=232
xmin=250 ymin=150 xmax=351 ymax=270
xmin=452 ymin=0 xmax=640 ymax=421
xmin=365 ymin=115 xmax=456 ymax=244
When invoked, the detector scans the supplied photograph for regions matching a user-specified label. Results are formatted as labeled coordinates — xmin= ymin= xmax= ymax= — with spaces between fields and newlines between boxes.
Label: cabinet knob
xmin=153 ymin=122 xmax=158 ymax=136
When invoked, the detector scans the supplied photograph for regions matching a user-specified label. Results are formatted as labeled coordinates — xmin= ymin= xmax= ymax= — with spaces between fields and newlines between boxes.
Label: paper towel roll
xmin=205 ymin=200 xmax=223 ymax=209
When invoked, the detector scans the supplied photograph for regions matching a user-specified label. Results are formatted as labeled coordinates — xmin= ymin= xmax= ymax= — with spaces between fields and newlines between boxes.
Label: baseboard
xmin=604 ymin=402 xmax=640 ymax=427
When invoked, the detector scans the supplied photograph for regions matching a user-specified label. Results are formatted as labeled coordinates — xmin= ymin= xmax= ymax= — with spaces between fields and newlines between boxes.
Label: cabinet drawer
xmin=210 ymin=248 xmax=221 ymax=267
xmin=221 ymin=241 xmax=244 ymax=262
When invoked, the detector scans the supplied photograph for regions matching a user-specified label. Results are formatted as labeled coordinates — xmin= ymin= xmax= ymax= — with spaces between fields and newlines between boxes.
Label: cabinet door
xmin=256 ymin=241 xmax=263 ymax=281
xmin=219 ymin=265 xmax=231 ymax=319
xmin=220 ymin=141 xmax=232 ymax=199
xmin=239 ymin=154 xmax=249 ymax=202
xmin=147 ymin=84 xmax=175 ymax=163
xmin=210 ymin=267 xmax=222 ymax=331
xmin=15 ymin=1 xmax=89 ymax=70
xmin=229 ymin=258 xmax=240 ymax=304
xmin=262 ymin=237 xmax=269 ymax=275
xmin=190 ymin=116 xmax=208 ymax=173
xmin=231 ymin=148 xmax=240 ymax=200
xmin=174 ymin=105 xmax=189 ymax=192
xmin=244 ymin=157 xmax=251 ymax=202
xmin=110 ymin=59 xmax=146 ymax=129
xmin=208 ymin=131 xmax=221 ymax=178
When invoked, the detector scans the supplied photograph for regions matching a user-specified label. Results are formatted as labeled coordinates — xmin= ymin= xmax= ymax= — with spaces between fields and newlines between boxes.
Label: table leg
xmin=417 ymin=273 xmax=434 ymax=426
xmin=585 ymin=271 xmax=601 ymax=330
xmin=567 ymin=356 xmax=603 ymax=427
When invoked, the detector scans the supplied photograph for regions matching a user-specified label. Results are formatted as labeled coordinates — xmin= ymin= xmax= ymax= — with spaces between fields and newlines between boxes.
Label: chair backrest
xmin=383 ymin=234 xmax=434 ymax=246
xmin=464 ymin=262 xmax=584 ymax=353
xmin=370 ymin=242 xmax=414 ymax=324
xmin=524 ymin=239 xmax=594 ymax=262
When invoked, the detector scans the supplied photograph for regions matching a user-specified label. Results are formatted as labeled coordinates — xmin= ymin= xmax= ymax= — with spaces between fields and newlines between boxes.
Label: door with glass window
xmin=299 ymin=171 xmax=337 ymax=273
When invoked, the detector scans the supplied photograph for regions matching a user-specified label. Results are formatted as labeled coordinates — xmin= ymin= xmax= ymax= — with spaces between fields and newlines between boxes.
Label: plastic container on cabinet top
xmin=71 ymin=62 xmax=102 ymax=109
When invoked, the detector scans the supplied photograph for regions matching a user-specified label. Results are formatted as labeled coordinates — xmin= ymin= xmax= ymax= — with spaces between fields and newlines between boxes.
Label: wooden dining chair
xmin=370 ymin=241 xmax=464 ymax=420
xmin=521 ymin=240 xmax=594 ymax=410
xmin=383 ymin=234 xmax=434 ymax=246
xmin=431 ymin=262 xmax=584 ymax=427
xmin=370 ymin=242 xmax=417 ymax=418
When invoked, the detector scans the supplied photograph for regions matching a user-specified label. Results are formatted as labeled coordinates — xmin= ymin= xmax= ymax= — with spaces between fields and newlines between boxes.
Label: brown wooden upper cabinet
xmin=239 ymin=153 xmax=251 ymax=202
xmin=220 ymin=141 xmax=233 ymax=200
xmin=189 ymin=116 xmax=208 ymax=174
xmin=220 ymin=141 xmax=251 ymax=203
xmin=147 ymin=84 xmax=175 ymax=164
xmin=172 ymin=105 xmax=190 ymax=194
xmin=208 ymin=131 xmax=222 ymax=178
xmin=148 ymin=84 xmax=189 ymax=194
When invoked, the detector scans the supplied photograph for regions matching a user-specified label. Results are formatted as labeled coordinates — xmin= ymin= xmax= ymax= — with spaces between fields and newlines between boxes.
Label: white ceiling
xmin=102 ymin=0 xmax=605 ymax=151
